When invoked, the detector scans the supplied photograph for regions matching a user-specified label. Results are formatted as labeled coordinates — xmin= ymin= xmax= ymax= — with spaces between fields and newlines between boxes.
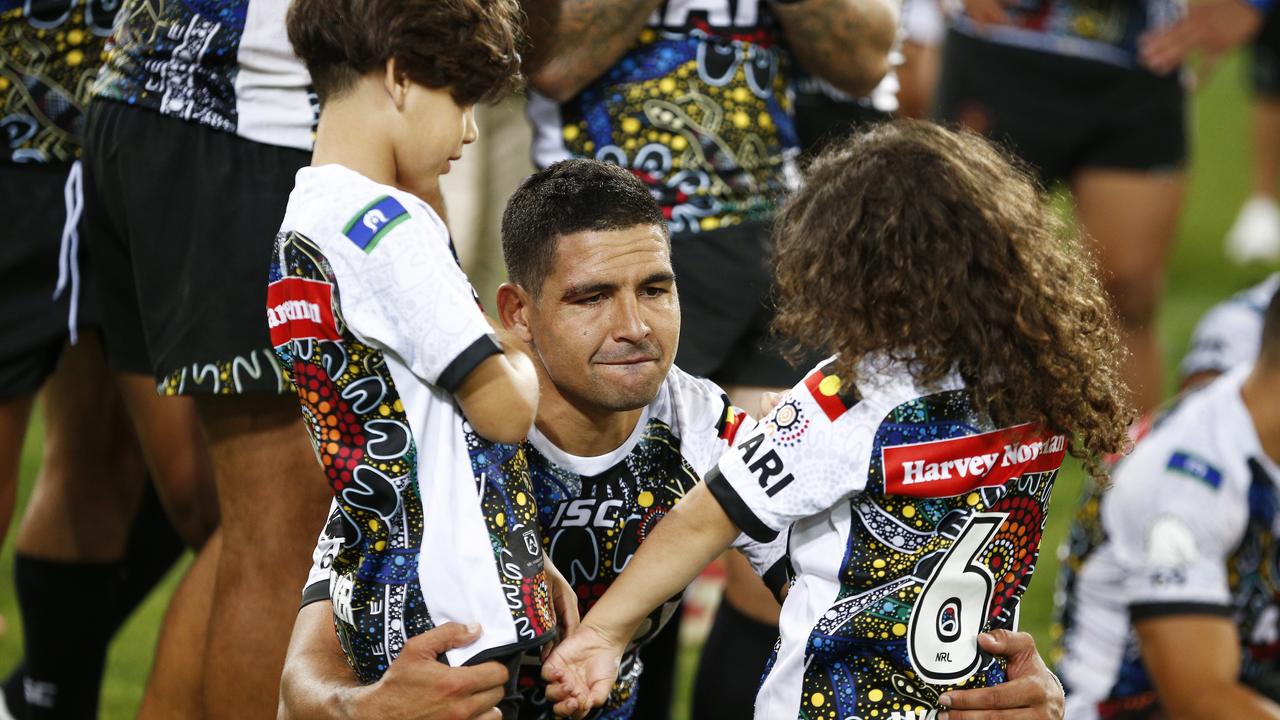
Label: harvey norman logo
xmin=266 ymin=277 xmax=340 ymax=346
xmin=882 ymin=423 xmax=1067 ymax=498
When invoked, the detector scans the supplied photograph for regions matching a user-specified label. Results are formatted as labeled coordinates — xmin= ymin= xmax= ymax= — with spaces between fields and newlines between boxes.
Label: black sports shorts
xmin=671 ymin=220 xmax=818 ymax=389
xmin=691 ymin=598 xmax=779 ymax=720
xmin=936 ymin=30 xmax=1187 ymax=185
xmin=82 ymin=99 xmax=310 ymax=395
xmin=0 ymin=162 xmax=97 ymax=401
xmin=1254 ymin=6 xmax=1280 ymax=97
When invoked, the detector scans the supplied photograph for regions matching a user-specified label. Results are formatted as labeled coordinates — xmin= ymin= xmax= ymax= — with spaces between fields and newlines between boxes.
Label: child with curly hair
xmin=543 ymin=120 xmax=1133 ymax=720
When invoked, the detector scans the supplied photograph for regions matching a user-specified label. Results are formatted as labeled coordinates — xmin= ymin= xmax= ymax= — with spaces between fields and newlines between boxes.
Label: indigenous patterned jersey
xmin=306 ymin=366 xmax=764 ymax=719
xmin=527 ymin=0 xmax=800 ymax=234
xmin=1056 ymin=368 xmax=1280 ymax=720
xmin=269 ymin=164 xmax=554 ymax=676
xmin=1180 ymin=273 xmax=1280 ymax=382
xmin=950 ymin=0 xmax=1184 ymax=68
xmin=94 ymin=0 xmax=315 ymax=150
xmin=1 ymin=0 xmax=119 ymax=163
xmin=706 ymin=355 xmax=1066 ymax=720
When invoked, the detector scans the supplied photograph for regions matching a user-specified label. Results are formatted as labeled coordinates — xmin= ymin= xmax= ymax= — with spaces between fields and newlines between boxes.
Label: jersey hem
xmin=460 ymin=630 xmax=556 ymax=667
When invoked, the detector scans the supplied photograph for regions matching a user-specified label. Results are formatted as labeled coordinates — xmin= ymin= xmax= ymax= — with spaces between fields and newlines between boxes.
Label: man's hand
xmin=343 ymin=624 xmax=510 ymax=720
xmin=542 ymin=623 xmax=627 ymax=719
xmin=1140 ymin=0 xmax=1262 ymax=77
xmin=278 ymin=603 xmax=511 ymax=720
xmin=935 ymin=631 xmax=1064 ymax=720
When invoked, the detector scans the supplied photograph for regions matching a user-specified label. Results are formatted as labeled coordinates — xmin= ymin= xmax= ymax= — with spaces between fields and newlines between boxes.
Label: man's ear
xmin=383 ymin=57 xmax=408 ymax=109
xmin=496 ymin=282 xmax=535 ymax=343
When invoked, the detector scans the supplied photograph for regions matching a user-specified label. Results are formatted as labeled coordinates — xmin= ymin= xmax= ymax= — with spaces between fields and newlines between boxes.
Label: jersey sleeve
xmin=1105 ymin=450 xmax=1242 ymax=619
xmin=1180 ymin=295 xmax=1266 ymax=381
xmin=301 ymin=500 xmax=346 ymax=608
xmin=326 ymin=195 xmax=501 ymax=393
xmin=705 ymin=363 xmax=875 ymax=542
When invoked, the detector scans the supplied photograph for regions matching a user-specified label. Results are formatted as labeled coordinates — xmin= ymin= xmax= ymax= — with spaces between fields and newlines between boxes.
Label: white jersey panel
xmin=1180 ymin=273 xmax=1279 ymax=381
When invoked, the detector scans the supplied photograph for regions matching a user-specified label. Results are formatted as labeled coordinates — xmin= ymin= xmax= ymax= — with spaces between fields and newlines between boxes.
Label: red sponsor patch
xmin=266 ymin=278 xmax=339 ymax=346
xmin=882 ymin=423 xmax=1067 ymax=498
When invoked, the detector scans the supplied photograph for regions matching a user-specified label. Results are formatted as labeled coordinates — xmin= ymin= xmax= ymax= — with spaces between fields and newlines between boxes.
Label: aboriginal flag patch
xmin=803 ymin=362 xmax=861 ymax=421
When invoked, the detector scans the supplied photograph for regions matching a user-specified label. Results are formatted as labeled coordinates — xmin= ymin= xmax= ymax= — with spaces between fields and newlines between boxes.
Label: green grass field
xmin=2 ymin=53 xmax=1279 ymax=718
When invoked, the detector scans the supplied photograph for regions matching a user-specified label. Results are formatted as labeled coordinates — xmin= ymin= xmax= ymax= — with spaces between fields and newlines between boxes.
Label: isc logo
xmin=550 ymin=498 xmax=625 ymax=529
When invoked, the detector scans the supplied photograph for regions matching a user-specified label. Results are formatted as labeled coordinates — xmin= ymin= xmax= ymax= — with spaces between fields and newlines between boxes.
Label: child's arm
xmin=452 ymin=320 xmax=539 ymax=444
xmin=542 ymin=482 xmax=741 ymax=716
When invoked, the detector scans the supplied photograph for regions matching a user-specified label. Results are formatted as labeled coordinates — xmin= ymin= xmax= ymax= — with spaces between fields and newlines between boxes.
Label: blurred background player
xmin=1054 ymin=290 xmax=1280 ymax=720
xmin=1181 ymin=272 xmax=1280 ymax=389
xmin=0 ymin=2 xmax=211 ymax=718
xmin=77 ymin=0 xmax=326 ymax=716
xmin=1226 ymin=4 xmax=1280 ymax=263
xmin=937 ymin=0 xmax=1265 ymax=412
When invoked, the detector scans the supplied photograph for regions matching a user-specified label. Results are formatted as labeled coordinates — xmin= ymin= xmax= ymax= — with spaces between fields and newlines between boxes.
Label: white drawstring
xmin=52 ymin=160 xmax=83 ymax=345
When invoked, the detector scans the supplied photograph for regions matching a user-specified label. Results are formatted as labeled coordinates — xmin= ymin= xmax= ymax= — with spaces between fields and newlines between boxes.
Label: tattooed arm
xmin=526 ymin=0 xmax=665 ymax=102
xmin=772 ymin=0 xmax=898 ymax=98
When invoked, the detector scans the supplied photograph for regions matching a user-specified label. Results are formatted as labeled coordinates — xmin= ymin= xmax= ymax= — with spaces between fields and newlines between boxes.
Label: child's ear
xmin=383 ymin=57 xmax=408 ymax=109
xmin=496 ymin=282 xmax=535 ymax=343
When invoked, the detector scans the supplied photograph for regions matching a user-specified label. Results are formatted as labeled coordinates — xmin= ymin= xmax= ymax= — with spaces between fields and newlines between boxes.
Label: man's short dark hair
xmin=502 ymin=160 xmax=668 ymax=297
xmin=286 ymin=0 xmax=525 ymax=106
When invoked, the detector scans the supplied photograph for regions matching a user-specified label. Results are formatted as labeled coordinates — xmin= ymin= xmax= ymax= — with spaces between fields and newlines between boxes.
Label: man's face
xmin=524 ymin=225 xmax=679 ymax=413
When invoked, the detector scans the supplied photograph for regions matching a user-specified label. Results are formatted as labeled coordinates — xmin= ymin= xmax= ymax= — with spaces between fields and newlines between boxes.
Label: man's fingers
xmin=404 ymin=622 xmax=483 ymax=659
xmin=1139 ymin=22 xmax=1199 ymax=74
xmin=978 ymin=630 xmax=1037 ymax=660
xmin=450 ymin=660 xmax=511 ymax=694
xmin=551 ymin=696 xmax=581 ymax=718
xmin=460 ymin=686 xmax=507 ymax=720
xmin=941 ymin=703 xmax=1057 ymax=720
xmin=940 ymin=677 xmax=1044 ymax=711
xmin=470 ymin=709 xmax=503 ymax=720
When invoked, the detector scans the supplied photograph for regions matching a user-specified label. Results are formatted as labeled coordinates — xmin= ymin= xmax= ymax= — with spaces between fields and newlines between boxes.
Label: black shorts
xmin=671 ymin=221 xmax=818 ymax=389
xmin=82 ymin=99 xmax=310 ymax=395
xmin=1253 ymin=6 xmax=1280 ymax=97
xmin=691 ymin=599 xmax=779 ymax=720
xmin=935 ymin=30 xmax=1187 ymax=185
xmin=0 ymin=162 xmax=97 ymax=401
xmin=794 ymin=90 xmax=891 ymax=160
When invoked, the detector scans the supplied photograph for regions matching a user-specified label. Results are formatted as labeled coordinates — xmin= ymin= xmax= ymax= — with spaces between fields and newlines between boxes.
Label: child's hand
xmin=541 ymin=623 xmax=625 ymax=719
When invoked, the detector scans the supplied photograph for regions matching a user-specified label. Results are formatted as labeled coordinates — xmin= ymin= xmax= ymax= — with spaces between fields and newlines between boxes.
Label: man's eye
xmin=578 ymin=293 xmax=605 ymax=305
xmin=641 ymin=287 xmax=668 ymax=298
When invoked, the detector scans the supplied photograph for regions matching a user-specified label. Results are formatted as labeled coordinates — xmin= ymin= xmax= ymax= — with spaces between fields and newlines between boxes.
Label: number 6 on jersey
xmin=908 ymin=512 xmax=1008 ymax=684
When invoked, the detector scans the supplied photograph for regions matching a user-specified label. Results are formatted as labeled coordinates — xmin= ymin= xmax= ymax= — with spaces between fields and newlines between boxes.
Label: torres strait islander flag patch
xmin=344 ymin=195 xmax=410 ymax=252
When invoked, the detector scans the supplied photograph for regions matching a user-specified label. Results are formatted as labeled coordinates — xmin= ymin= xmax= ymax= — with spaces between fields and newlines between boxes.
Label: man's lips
xmin=595 ymin=356 xmax=659 ymax=366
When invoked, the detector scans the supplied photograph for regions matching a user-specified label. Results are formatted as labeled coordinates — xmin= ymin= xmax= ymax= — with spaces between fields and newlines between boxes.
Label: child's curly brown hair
xmin=773 ymin=120 xmax=1134 ymax=478
xmin=287 ymin=0 xmax=525 ymax=107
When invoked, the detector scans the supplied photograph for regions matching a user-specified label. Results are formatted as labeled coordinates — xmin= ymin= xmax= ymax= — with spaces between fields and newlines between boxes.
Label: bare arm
xmin=1135 ymin=614 xmax=1280 ymax=720
xmin=773 ymin=0 xmax=898 ymax=98
xmin=542 ymin=482 xmax=740 ymax=716
xmin=526 ymin=0 xmax=665 ymax=102
xmin=278 ymin=603 xmax=509 ymax=720
xmin=454 ymin=321 xmax=539 ymax=445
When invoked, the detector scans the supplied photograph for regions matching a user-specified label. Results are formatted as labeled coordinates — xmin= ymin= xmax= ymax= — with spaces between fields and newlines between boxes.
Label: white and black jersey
xmin=707 ymin=355 xmax=1066 ymax=719
xmin=1056 ymin=367 xmax=1280 ymax=719
xmin=1180 ymin=273 xmax=1280 ymax=381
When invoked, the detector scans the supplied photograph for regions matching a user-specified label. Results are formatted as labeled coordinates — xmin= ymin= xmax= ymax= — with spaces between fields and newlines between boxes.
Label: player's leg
xmin=1070 ymin=170 xmax=1184 ymax=411
xmin=197 ymin=395 xmax=329 ymax=718
xmin=1070 ymin=65 xmax=1186 ymax=411
xmin=895 ymin=0 xmax=945 ymax=120
xmin=0 ymin=397 xmax=32 ymax=553
xmin=1227 ymin=6 xmax=1280 ymax=263
xmin=10 ymin=333 xmax=150 ymax=719
xmin=137 ymin=530 xmax=219 ymax=720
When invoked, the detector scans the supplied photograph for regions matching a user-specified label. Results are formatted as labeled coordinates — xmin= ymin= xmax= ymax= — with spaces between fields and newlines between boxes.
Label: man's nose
xmin=612 ymin=294 xmax=651 ymax=342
